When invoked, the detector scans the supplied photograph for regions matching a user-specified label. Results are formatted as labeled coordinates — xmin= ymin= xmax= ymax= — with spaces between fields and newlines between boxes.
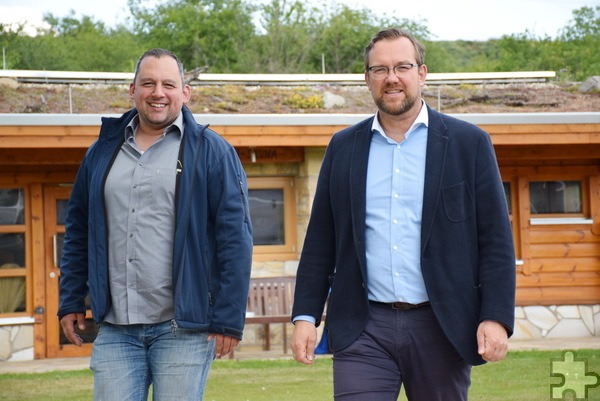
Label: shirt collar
xmin=125 ymin=111 xmax=185 ymax=142
xmin=371 ymin=99 xmax=429 ymax=140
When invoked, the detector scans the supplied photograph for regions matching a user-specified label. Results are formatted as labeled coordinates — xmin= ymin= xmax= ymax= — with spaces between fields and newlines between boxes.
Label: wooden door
xmin=44 ymin=186 xmax=97 ymax=357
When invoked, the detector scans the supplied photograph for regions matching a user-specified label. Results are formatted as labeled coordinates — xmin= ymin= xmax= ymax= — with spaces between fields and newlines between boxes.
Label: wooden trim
xmin=482 ymin=123 xmax=600 ymax=146
xmin=237 ymin=147 xmax=304 ymax=164
xmin=3 ymin=123 xmax=598 ymax=149
xmin=517 ymin=286 xmax=600 ymax=305
xmin=0 ymin=269 xmax=26 ymax=277
xmin=591 ymin=175 xmax=600 ymax=236
xmin=517 ymin=177 xmax=532 ymax=276
xmin=247 ymin=177 xmax=298 ymax=260
xmin=30 ymin=184 xmax=46 ymax=359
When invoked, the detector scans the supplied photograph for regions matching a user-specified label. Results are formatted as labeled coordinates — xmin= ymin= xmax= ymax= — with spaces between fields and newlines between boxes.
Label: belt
xmin=371 ymin=301 xmax=431 ymax=310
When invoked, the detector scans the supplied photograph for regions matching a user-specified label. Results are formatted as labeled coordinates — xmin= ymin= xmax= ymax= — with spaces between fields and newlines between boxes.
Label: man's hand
xmin=60 ymin=313 xmax=86 ymax=347
xmin=477 ymin=320 xmax=509 ymax=362
xmin=291 ymin=320 xmax=317 ymax=365
xmin=208 ymin=333 xmax=240 ymax=359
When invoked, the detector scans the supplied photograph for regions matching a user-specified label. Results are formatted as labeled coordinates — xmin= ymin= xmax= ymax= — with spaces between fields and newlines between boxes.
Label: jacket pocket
xmin=442 ymin=181 xmax=474 ymax=222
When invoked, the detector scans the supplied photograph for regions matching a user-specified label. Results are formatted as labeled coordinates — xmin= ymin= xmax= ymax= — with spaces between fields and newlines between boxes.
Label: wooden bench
xmin=245 ymin=276 xmax=296 ymax=354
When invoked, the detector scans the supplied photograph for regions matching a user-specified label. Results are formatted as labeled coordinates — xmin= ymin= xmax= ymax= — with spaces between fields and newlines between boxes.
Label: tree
xmin=558 ymin=6 xmax=599 ymax=81
xmin=250 ymin=0 xmax=321 ymax=73
xmin=128 ymin=0 xmax=256 ymax=72
xmin=309 ymin=5 xmax=378 ymax=73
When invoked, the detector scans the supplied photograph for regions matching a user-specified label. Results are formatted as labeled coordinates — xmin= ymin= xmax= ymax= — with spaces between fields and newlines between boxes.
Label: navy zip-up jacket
xmin=58 ymin=106 xmax=253 ymax=339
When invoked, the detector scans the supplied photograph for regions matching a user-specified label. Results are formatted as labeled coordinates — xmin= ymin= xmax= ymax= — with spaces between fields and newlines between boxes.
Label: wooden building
xmin=0 ymin=111 xmax=599 ymax=360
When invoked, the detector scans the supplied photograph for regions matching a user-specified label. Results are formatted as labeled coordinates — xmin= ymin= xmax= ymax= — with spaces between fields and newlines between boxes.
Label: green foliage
xmin=129 ymin=0 xmax=256 ymax=72
xmin=282 ymin=92 xmax=324 ymax=109
xmin=0 ymin=3 xmax=597 ymax=80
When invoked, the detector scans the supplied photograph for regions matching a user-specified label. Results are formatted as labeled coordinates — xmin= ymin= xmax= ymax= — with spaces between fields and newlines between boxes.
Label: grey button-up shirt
xmin=103 ymin=112 xmax=183 ymax=325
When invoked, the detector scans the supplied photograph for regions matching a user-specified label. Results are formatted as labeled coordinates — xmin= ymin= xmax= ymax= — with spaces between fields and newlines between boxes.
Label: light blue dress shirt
xmin=294 ymin=102 xmax=430 ymax=324
xmin=366 ymin=102 xmax=429 ymax=304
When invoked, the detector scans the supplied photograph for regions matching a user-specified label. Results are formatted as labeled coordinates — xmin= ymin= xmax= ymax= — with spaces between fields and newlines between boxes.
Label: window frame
xmin=247 ymin=177 xmax=297 ymax=261
xmin=528 ymin=178 xmax=589 ymax=223
xmin=0 ymin=186 xmax=31 ymax=317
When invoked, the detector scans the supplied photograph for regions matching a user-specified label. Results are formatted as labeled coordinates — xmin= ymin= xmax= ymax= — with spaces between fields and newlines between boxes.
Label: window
xmin=503 ymin=182 xmax=512 ymax=214
xmin=0 ymin=188 xmax=27 ymax=314
xmin=247 ymin=177 xmax=297 ymax=260
xmin=530 ymin=181 xmax=582 ymax=215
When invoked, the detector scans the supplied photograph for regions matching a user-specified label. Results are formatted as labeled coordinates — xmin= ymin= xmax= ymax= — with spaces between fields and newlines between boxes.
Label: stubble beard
xmin=374 ymin=89 xmax=419 ymax=116
xmin=140 ymin=106 xmax=176 ymax=131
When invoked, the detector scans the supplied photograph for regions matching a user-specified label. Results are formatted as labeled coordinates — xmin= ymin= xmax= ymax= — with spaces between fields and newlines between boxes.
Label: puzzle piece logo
xmin=551 ymin=351 xmax=600 ymax=400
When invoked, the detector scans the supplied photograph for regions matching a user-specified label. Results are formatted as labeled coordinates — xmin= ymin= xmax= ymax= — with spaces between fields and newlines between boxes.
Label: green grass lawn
xmin=0 ymin=350 xmax=598 ymax=401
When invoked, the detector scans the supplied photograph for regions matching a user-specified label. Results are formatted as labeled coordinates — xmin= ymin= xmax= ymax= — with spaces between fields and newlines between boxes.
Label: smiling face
xmin=129 ymin=55 xmax=191 ymax=134
xmin=365 ymin=37 xmax=427 ymax=119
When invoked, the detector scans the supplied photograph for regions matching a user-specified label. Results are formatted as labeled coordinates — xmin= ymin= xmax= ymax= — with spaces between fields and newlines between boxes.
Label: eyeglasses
xmin=366 ymin=63 xmax=419 ymax=79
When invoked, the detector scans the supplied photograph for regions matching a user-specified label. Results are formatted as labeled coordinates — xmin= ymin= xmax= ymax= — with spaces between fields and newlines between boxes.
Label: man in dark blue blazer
xmin=291 ymin=28 xmax=515 ymax=401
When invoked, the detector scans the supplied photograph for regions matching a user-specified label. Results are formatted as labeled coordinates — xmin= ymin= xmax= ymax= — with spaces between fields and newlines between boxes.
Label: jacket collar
xmin=349 ymin=107 xmax=450 ymax=258
xmin=421 ymin=106 xmax=449 ymax=253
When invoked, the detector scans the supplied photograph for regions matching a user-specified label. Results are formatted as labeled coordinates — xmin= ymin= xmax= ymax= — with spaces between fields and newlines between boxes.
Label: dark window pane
xmin=249 ymin=189 xmax=285 ymax=245
xmin=56 ymin=200 xmax=68 ymax=225
xmin=503 ymin=182 xmax=511 ymax=213
xmin=55 ymin=233 xmax=64 ymax=267
xmin=0 ymin=189 xmax=24 ymax=225
xmin=0 ymin=233 xmax=25 ymax=267
xmin=530 ymin=181 xmax=582 ymax=214
xmin=0 ymin=276 xmax=25 ymax=313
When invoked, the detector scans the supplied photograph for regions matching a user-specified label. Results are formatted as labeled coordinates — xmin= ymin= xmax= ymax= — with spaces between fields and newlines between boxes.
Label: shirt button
xmin=129 ymin=234 xmax=134 ymax=238
xmin=393 ymin=194 xmax=399 ymax=199
xmin=133 ymin=184 xmax=138 ymax=188
xmin=393 ymin=245 xmax=398 ymax=250
xmin=393 ymin=219 xmax=398 ymax=224
xmin=131 ymin=209 xmax=135 ymax=212
xmin=395 ymin=169 xmax=400 ymax=173
xmin=128 ymin=258 xmax=133 ymax=262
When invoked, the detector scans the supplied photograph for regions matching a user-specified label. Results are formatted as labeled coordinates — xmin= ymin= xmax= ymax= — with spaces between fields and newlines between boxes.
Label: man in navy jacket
xmin=58 ymin=49 xmax=252 ymax=400
xmin=291 ymin=29 xmax=515 ymax=401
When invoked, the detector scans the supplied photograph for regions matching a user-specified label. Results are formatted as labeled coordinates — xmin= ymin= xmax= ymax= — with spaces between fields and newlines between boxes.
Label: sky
xmin=0 ymin=0 xmax=597 ymax=41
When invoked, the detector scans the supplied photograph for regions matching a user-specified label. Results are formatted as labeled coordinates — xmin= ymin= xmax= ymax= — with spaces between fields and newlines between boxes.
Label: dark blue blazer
xmin=292 ymin=106 xmax=516 ymax=366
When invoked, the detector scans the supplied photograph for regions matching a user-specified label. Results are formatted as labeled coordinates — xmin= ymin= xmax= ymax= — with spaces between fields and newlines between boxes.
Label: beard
xmin=373 ymin=87 xmax=419 ymax=116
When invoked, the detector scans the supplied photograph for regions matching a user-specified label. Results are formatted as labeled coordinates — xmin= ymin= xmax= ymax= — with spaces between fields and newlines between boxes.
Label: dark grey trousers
xmin=332 ymin=302 xmax=472 ymax=401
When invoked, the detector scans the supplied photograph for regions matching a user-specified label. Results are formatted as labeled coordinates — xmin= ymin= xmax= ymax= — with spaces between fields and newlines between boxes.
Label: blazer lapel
xmin=350 ymin=117 xmax=375 ymax=278
xmin=421 ymin=108 xmax=449 ymax=254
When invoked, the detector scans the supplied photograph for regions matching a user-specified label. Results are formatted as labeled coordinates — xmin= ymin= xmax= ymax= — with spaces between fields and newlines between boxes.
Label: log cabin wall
xmin=0 ymin=112 xmax=598 ymax=360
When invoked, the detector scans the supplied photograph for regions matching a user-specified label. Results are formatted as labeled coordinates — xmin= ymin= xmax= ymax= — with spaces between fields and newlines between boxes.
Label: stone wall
xmin=513 ymin=305 xmax=600 ymax=340
xmin=0 ymin=323 xmax=34 ymax=361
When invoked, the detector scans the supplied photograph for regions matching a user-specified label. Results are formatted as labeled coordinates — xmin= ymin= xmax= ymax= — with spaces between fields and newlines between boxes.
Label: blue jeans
xmin=90 ymin=320 xmax=216 ymax=401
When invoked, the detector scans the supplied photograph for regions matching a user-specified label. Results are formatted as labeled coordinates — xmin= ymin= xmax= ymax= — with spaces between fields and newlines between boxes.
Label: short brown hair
xmin=363 ymin=28 xmax=426 ymax=70
xmin=133 ymin=48 xmax=186 ymax=87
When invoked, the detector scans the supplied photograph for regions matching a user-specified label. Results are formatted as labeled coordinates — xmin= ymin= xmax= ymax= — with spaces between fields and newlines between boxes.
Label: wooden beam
xmin=482 ymin=124 xmax=600 ymax=146
xmin=0 ymin=149 xmax=86 ymax=166
xmin=495 ymin=145 xmax=600 ymax=161
xmin=516 ymin=286 xmax=600 ymax=305
xmin=517 ymin=271 xmax=600 ymax=287
xmin=236 ymin=147 xmax=304 ymax=164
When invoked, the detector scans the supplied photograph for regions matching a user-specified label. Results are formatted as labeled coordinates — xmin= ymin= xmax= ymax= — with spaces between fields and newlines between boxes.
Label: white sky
xmin=0 ymin=0 xmax=597 ymax=40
